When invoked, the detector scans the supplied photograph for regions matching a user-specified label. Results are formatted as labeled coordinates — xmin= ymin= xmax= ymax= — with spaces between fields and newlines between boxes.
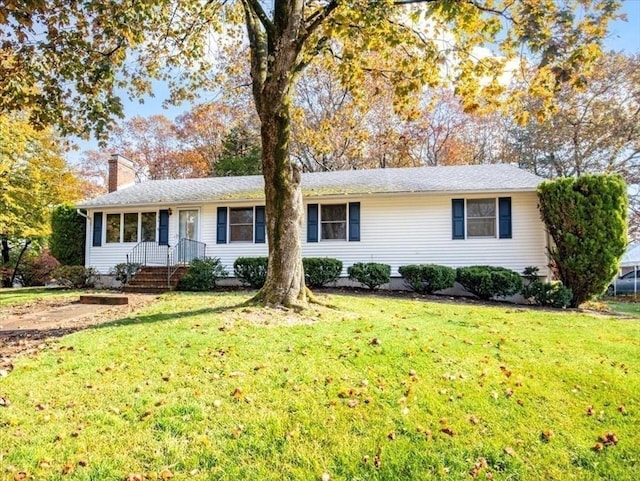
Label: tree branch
xmin=244 ymin=0 xmax=275 ymax=39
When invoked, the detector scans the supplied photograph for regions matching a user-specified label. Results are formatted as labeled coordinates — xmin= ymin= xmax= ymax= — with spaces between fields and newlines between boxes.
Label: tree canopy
xmin=0 ymin=0 xmax=622 ymax=306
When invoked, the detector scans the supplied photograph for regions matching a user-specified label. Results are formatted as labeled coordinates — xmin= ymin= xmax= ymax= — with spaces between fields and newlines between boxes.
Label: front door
xmin=178 ymin=209 xmax=199 ymax=263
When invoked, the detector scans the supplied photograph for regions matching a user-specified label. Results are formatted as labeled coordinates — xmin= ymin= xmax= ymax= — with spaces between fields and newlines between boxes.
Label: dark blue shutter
xmin=92 ymin=212 xmax=103 ymax=247
xmin=307 ymin=204 xmax=318 ymax=243
xmin=255 ymin=206 xmax=266 ymax=243
xmin=498 ymin=197 xmax=512 ymax=239
xmin=217 ymin=207 xmax=227 ymax=244
xmin=158 ymin=209 xmax=169 ymax=246
xmin=348 ymin=202 xmax=360 ymax=241
xmin=452 ymin=199 xmax=465 ymax=240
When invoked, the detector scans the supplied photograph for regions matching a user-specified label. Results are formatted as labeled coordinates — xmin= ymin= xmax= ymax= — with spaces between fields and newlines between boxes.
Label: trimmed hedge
xmin=347 ymin=262 xmax=391 ymax=290
xmin=456 ymin=265 xmax=522 ymax=300
xmin=234 ymin=257 xmax=268 ymax=288
xmin=398 ymin=264 xmax=456 ymax=294
xmin=50 ymin=204 xmax=86 ymax=266
xmin=52 ymin=265 xmax=97 ymax=288
xmin=538 ymin=174 xmax=627 ymax=306
xmin=177 ymin=257 xmax=228 ymax=291
xmin=303 ymin=257 xmax=342 ymax=288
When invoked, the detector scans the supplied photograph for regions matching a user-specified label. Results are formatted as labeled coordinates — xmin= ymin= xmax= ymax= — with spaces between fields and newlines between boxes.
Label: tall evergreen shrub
xmin=50 ymin=204 xmax=86 ymax=265
xmin=537 ymin=174 xmax=627 ymax=307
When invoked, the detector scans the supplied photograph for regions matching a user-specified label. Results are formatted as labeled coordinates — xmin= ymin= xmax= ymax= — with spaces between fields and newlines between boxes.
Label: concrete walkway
xmin=0 ymin=303 xmax=116 ymax=332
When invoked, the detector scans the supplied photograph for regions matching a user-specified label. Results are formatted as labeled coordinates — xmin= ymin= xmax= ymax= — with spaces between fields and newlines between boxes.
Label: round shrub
xmin=303 ymin=257 xmax=342 ymax=288
xmin=398 ymin=264 xmax=456 ymax=294
xmin=233 ymin=257 xmax=268 ymax=288
xmin=177 ymin=257 xmax=228 ymax=291
xmin=347 ymin=262 xmax=391 ymax=290
xmin=18 ymin=250 xmax=60 ymax=287
xmin=522 ymin=266 xmax=572 ymax=308
xmin=111 ymin=262 xmax=142 ymax=284
xmin=52 ymin=265 xmax=97 ymax=288
xmin=456 ymin=265 xmax=523 ymax=300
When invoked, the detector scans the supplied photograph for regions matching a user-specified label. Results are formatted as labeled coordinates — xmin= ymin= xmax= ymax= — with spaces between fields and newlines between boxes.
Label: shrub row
xmin=182 ymin=256 xmax=572 ymax=308
xmin=232 ymin=257 xmax=344 ymax=289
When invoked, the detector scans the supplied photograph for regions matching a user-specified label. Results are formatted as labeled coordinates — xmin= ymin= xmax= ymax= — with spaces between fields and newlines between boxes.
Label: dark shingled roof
xmin=77 ymin=164 xmax=543 ymax=208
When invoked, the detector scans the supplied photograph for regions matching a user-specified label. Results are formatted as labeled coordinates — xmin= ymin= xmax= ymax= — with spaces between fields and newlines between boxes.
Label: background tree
xmin=0 ymin=0 xmax=622 ymax=306
xmin=0 ymin=113 xmax=81 ymax=286
xmin=538 ymin=174 xmax=628 ymax=307
xmin=214 ymin=128 xmax=262 ymax=176
xmin=49 ymin=205 xmax=86 ymax=266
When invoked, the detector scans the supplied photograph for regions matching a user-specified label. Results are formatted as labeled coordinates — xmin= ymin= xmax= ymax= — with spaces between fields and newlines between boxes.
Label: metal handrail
xmin=126 ymin=241 xmax=171 ymax=267
xmin=168 ymin=238 xmax=207 ymax=284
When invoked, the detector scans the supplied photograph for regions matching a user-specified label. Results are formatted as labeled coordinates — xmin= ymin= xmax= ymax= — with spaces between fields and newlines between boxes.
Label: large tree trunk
xmin=259 ymin=99 xmax=306 ymax=307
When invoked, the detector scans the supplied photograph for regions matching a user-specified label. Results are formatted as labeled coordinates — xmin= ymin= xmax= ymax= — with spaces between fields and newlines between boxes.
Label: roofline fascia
xmin=76 ymin=186 xmax=539 ymax=209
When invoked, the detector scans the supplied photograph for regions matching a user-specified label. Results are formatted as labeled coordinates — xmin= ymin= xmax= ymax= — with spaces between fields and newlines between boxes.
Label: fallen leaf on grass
xmin=232 ymin=387 xmax=244 ymax=400
xmin=469 ymin=457 xmax=488 ymax=478
xmin=598 ymin=431 xmax=618 ymax=447
xmin=586 ymin=405 xmax=595 ymax=416
xmin=232 ymin=424 xmax=244 ymax=439
xmin=161 ymin=468 xmax=173 ymax=480
xmin=125 ymin=474 xmax=143 ymax=481
xmin=61 ymin=463 xmax=74 ymax=474
xmin=503 ymin=447 xmax=516 ymax=457
xmin=540 ymin=429 xmax=554 ymax=442
xmin=440 ymin=427 xmax=455 ymax=437
xmin=0 ymin=396 xmax=11 ymax=407
xmin=618 ymin=405 xmax=627 ymax=415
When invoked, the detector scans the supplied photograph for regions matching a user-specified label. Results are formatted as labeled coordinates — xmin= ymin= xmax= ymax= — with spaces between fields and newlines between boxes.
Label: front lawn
xmin=1 ymin=292 xmax=639 ymax=480
xmin=0 ymin=287 xmax=85 ymax=307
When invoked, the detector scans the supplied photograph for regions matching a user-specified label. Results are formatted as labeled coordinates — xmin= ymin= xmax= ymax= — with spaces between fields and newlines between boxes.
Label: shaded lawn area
xmin=606 ymin=300 xmax=640 ymax=318
xmin=0 ymin=292 xmax=639 ymax=480
xmin=0 ymin=287 xmax=86 ymax=307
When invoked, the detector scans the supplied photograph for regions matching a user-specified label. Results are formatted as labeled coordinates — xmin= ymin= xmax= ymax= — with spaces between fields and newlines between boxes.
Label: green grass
xmin=1 ymin=292 xmax=639 ymax=480
xmin=0 ymin=287 xmax=85 ymax=307
xmin=606 ymin=300 xmax=640 ymax=318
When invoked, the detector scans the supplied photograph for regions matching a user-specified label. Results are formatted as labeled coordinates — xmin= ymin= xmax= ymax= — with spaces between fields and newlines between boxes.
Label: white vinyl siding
xmin=85 ymin=192 xmax=547 ymax=278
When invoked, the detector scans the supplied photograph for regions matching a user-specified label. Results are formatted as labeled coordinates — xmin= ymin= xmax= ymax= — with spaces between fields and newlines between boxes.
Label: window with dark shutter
xmin=158 ymin=210 xmax=169 ymax=245
xmin=307 ymin=204 xmax=318 ymax=242
xmin=217 ymin=207 xmax=227 ymax=244
xmin=348 ymin=202 xmax=360 ymax=241
xmin=255 ymin=206 xmax=266 ymax=243
xmin=92 ymin=212 xmax=103 ymax=247
xmin=452 ymin=199 xmax=465 ymax=239
xmin=498 ymin=197 xmax=512 ymax=239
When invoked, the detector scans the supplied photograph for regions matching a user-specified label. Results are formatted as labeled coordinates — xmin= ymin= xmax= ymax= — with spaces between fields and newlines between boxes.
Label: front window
xmin=106 ymin=214 xmax=121 ymax=243
xmin=321 ymin=204 xmax=347 ymax=240
xmin=230 ymin=207 xmax=254 ymax=242
xmin=467 ymin=199 xmax=496 ymax=238
xmin=141 ymin=212 xmax=157 ymax=242
xmin=123 ymin=213 xmax=138 ymax=243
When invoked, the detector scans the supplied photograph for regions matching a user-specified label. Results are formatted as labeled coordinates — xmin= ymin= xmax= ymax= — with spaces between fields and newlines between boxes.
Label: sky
xmin=69 ymin=1 xmax=640 ymax=160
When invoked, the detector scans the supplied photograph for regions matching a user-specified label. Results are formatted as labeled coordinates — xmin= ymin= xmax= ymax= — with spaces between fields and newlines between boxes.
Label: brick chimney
xmin=108 ymin=154 xmax=135 ymax=192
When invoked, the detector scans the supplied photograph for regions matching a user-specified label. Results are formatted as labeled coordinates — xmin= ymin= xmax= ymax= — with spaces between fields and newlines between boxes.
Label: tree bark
xmin=242 ymin=0 xmax=312 ymax=307
xmin=1 ymin=237 xmax=11 ymax=287
xmin=259 ymin=99 xmax=306 ymax=307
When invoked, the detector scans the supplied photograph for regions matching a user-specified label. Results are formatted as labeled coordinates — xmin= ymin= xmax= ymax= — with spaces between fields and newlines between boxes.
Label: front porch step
xmin=123 ymin=266 xmax=188 ymax=293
